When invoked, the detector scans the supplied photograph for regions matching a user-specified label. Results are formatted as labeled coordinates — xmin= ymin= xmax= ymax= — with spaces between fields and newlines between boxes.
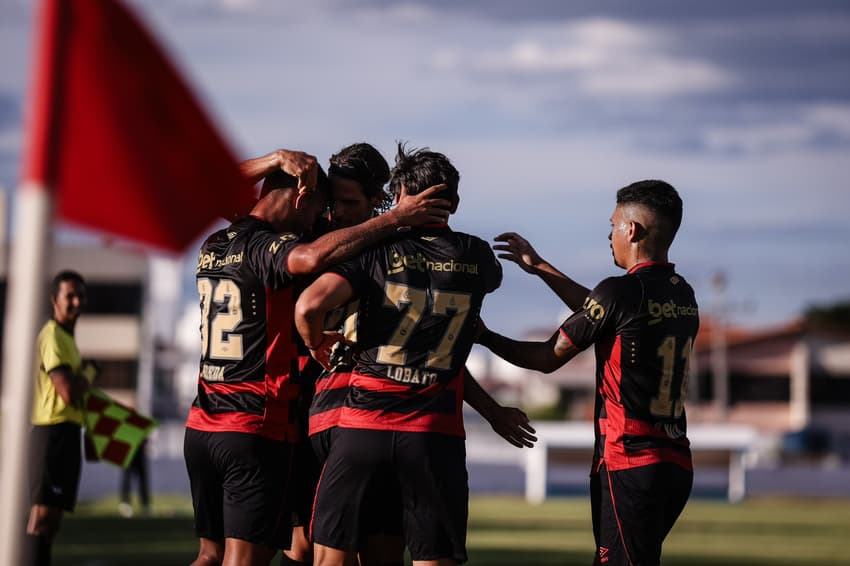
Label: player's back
xmin=599 ymin=262 xmax=699 ymax=470
xmin=330 ymin=225 xmax=502 ymax=435
xmin=188 ymin=216 xmax=303 ymax=441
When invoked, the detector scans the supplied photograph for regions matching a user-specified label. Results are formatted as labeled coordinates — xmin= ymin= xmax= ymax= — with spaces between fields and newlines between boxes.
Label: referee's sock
xmin=27 ymin=534 xmax=51 ymax=566
xmin=280 ymin=554 xmax=311 ymax=566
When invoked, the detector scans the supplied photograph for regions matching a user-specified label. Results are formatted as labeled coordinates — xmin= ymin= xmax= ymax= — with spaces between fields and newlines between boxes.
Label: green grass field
xmin=52 ymin=495 xmax=850 ymax=565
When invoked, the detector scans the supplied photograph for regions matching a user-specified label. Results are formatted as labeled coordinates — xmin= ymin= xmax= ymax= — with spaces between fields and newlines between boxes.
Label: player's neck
xmin=625 ymin=247 xmax=668 ymax=271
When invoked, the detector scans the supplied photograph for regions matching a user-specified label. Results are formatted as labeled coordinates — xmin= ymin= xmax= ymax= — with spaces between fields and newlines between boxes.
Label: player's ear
xmin=629 ymin=220 xmax=647 ymax=242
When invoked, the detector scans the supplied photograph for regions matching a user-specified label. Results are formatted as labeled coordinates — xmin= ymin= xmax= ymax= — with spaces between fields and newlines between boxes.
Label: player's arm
xmin=48 ymin=365 xmax=90 ymax=406
xmin=477 ymin=322 xmax=580 ymax=374
xmin=493 ymin=232 xmax=589 ymax=312
xmin=286 ymin=184 xmax=452 ymax=276
xmin=464 ymin=369 xmax=537 ymax=448
xmin=295 ymin=273 xmax=356 ymax=369
xmin=240 ymin=149 xmax=318 ymax=192
xmin=224 ymin=149 xmax=319 ymax=221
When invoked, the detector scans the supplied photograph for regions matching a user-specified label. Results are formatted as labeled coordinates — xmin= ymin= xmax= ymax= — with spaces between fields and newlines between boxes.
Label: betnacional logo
xmin=386 ymin=251 xmax=479 ymax=276
xmin=647 ymin=299 xmax=698 ymax=325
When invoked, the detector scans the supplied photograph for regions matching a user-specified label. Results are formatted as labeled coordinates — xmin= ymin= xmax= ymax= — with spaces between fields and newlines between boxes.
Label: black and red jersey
xmin=559 ymin=262 xmax=699 ymax=472
xmin=330 ymin=225 xmax=502 ymax=436
xmin=186 ymin=216 xmax=305 ymax=442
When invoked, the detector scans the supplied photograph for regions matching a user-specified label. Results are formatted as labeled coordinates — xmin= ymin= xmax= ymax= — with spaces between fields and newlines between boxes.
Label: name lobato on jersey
xmin=559 ymin=262 xmax=699 ymax=472
xmin=186 ymin=216 xmax=305 ymax=442
xmin=330 ymin=226 xmax=502 ymax=436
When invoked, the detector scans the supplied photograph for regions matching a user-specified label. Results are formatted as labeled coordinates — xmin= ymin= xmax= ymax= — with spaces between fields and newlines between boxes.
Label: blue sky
xmin=1 ymin=0 xmax=849 ymax=335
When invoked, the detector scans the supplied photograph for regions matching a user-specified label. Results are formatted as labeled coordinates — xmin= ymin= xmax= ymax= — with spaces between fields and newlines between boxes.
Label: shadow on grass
xmin=54 ymin=516 xmax=197 ymax=566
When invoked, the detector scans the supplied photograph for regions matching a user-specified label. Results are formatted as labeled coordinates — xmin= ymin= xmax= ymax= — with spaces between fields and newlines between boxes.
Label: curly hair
xmin=388 ymin=142 xmax=459 ymax=202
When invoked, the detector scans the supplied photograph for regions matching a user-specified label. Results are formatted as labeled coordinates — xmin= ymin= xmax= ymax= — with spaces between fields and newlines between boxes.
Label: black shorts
xmin=310 ymin=427 xmax=402 ymax=540
xmin=311 ymin=428 xmax=468 ymax=563
xmin=310 ymin=427 xmax=334 ymax=464
xmin=184 ymin=428 xmax=292 ymax=549
xmin=593 ymin=461 xmax=692 ymax=566
xmin=287 ymin=439 xmax=322 ymax=527
xmin=30 ymin=423 xmax=82 ymax=512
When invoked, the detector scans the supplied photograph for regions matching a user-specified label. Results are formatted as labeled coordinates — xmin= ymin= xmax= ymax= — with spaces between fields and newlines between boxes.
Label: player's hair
xmin=616 ymin=180 xmax=683 ymax=236
xmin=388 ymin=142 xmax=459 ymax=201
xmin=260 ymin=165 xmax=329 ymax=199
xmin=328 ymin=143 xmax=392 ymax=214
xmin=51 ymin=270 xmax=85 ymax=298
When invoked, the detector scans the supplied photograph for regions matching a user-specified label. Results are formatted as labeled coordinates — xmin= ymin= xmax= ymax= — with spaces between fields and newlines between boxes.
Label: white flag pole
xmin=0 ymin=184 xmax=51 ymax=566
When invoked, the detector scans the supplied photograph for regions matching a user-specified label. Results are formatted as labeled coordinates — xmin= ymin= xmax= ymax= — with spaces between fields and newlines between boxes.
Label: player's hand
xmin=486 ymin=405 xmax=537 ymax=448
xmin=273 ymin=149 xmax=319 ymax=195
xmin=493 ymin=232 xmax=545 ymax=274
xmin=391 ymin=183 xmax=453 ymax=227
xmin=307 ymin=331 xmax=346 ymax=370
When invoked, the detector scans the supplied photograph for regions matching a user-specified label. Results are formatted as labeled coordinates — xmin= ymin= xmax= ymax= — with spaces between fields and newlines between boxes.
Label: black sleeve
xmin=477 ymin=238 xmax=503 ymax=294
xmin=246 ymin=231 xmax=303 ymax=290
xmin=559 ymin=276 xmax=631 ymax=351
xmin=328 ymin=251 xmax=372 ymax=295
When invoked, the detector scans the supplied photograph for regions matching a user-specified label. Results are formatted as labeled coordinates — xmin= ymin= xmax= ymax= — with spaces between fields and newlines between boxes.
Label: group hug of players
xmin=185 ymin=142 xmax=699 ymax=566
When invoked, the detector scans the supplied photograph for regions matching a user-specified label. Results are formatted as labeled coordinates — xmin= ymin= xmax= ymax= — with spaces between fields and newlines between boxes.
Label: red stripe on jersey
xmin=315 ymin=371 xmax=352 ymax=395
xmin=338 ymin=407 xmax=464 ymax=437
xmin=336 ymin=371 xmax=465 ymax=436
xmin=200 ymin=379 xmax=265 ymax=396
xmin=308 ymin=407 xmax=343 ymax=436
xmin=308 ymin=371 xmax=352 ymax=435
xmin=187 ymin=407 xmax=269 ymax=438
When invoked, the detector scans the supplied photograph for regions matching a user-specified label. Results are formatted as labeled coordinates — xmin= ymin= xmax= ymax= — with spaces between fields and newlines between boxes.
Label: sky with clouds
xmin=0 ymin=0 xmax=849 ymax=336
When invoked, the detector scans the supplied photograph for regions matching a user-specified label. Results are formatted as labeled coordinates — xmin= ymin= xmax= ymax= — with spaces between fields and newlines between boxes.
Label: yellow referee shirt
xmin=31 ymin=319 xmax=84 ymax=426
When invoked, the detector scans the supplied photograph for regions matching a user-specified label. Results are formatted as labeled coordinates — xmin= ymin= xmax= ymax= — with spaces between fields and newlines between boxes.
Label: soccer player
xmin=28 ymin=271 xmax=95 ymax=566
xmin=184 ymin=148 xmax=452 ymax=566
xmin=296 ymin=143 xmax=534 ymax=566
xmin=296 ymin=144 xmax=503 ymax=566
xmin=476 ymin=180 xmax=698 ymax=566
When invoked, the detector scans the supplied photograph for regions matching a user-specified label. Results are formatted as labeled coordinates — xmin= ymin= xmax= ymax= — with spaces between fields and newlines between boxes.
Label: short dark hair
xmin=51 ymin=270 xmax=85 ymax=298
xmin=328 ymin=143 xmax=392 ymax=212
xmin=388 ymin=143 xmax=459 ymax=201
xmin=616 ymin=180 xmax=683 ymax=233
xmin=260 ymin=165 xmax=329 ymax=199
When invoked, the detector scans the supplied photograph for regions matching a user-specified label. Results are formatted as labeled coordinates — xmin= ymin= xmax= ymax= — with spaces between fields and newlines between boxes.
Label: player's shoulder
xmin=451 ymin=230 xmax=495 ymax=255
xmin=592 ymin=273 xmax=637 ymax=298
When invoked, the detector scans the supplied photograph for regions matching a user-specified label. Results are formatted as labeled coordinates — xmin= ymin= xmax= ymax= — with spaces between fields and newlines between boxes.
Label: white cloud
xmin=701 ymin=103 xmax=850 ymax=153
xmin=430 ymin=17 xmax=733 ymax=97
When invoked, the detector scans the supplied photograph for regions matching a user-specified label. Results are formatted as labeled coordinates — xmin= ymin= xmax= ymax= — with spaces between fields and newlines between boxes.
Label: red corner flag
xmin=23 ymin=0 xmax=255 ymax=251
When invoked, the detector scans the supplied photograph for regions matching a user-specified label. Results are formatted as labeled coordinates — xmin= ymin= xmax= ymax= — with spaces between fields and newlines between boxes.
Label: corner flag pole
xmin=0 ymin=1 xmax=61 ymax=564
xmin=0 ymin=188 xmax=52 ymax=566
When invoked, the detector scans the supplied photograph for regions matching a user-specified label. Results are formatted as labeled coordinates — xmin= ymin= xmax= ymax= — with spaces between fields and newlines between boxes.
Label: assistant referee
xmin=27 ymin=270 xmax=94 ymax=566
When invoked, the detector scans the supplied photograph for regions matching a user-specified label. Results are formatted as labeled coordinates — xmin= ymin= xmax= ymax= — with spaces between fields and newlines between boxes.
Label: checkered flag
xmin=83 ymin=388 xmax=158 ymax=468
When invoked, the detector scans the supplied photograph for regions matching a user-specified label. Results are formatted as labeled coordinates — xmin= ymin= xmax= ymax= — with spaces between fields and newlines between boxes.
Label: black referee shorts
xmin=594 ymin=461 xmax=692 ymax=566
xmin=30 ymin=422 xmax=83 ymax=512
xmin=311 ymin=428 xmax=468 ymax=563
xmin=184 ymin=428 xmax=292 ymax=549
